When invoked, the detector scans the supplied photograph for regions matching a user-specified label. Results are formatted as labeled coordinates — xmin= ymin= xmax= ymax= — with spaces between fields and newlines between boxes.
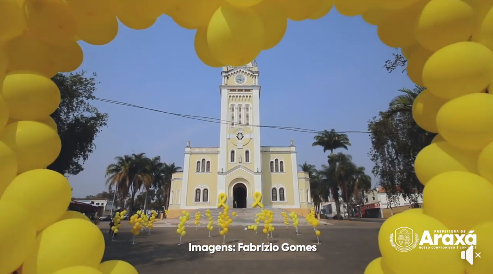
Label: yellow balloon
xmin=478 ymin=140 xmax=493 ymax=184
xmin=402 ymin=208 xmax=424 ymax=214
xmin=2 ymin=169 xmax=72 ymax=231
xmin=57 ymin=40 xmax=84 ymax=72
xmin=181 ymin=231 xmax=186 ymax=236
xmin=400 ymin=44 xmax=418 ymax=59
xmin=23 ymin=219 xmax=105 ymax=274
xmin=39 ymin=116 xmax=58 ymax=131
xmin=0 ymin=0 xmax=26 ymax=41
xmin=66 ymin=0 xmax=118 ymax=20
xmin=424 ymin=171 xmax=493 ymax=230
xmin=431 ymin=134 xmax=444 ymax=143
xmin=315 ymin=230 xmax=320 ymax=236
xmin=378 ymin=212 xmax=464 ymax=274
xmin=2 ymin=72 xmax=61 ymax=121
xmin=253 ymin=0 xmax=288 ymax=50
xmin=308 ymin=0 xmax=333 ymax=19
xmin=437 ymin=93 xmax=493 ymax=151
xmin=227 ymin=0 xmax=262 ymax=8
xmin=334 ymin=0 xmax=371 ymax=16
xmin=207 ymin=5 xmax=264 ymax=66
xmin=406 ymin=45 xmax=433 ymax=86
xmin=0 ymin=121 xmax=61 ymax=173
xmin=275 ymin=0 xmax=321 ymax=21
xmin=378 ymin=0 xmax=421 ymax=10
xmin=412 ymin=89 xmax=447 ymax=133
xmin=361 ymin=5 xmax=388 ymax=25
xmin=59 ymin=211 xmax=91 ymax=222
xmin=75 ymin=15 xmax=119 ymax=46
xmin=6 ymin=33 xmax=60 ymax=78
xmin=414 ymin=141 xmax=479 ymax=185
xmin=171 ymin=0 xmax=223 ymax=30
xmin=0 ymin=140 xmax=17 ymax=196
xmin=0 ymin=200 xmax=36 ymax=274
xmin=0 ymin=93 xmax=8 ymax=130
xmin=24 ymin=0 xmax=77 ymax=44
xmin=0 ymin=44 xmax=7 ymax=82
xmin=7 ymin=116 xmax=58 ymax=131
xmin=423 ymin=42 xmax=493 ymax=99
xmin=377 ymin=2 xmax=425 ymax=48
xmin=194 ymin=28 xmax=224 ymax=68
xmin=51 ymin=266 xmax=102 ymax=274
xmin=364 ymin=257 xmax=385 ymax=274
xmin=98 ymin=260 xmax=138 ymax=274
xmin=116 ymin=0 xmax=157 ymax=30
xmin=415 ymin=0 xmax=474 ymax=52
xmin=465 ymin=222 xmax=493 ymax=274
xmin=479 ymin=3 xmax=493 ymax=52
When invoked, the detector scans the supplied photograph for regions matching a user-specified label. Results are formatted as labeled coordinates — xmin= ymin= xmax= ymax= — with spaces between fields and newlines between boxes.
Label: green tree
xmin=368 ymin=86 xmax=434 ymax=210
xmin=48 ymin=71 xmax=108 ymax=176
xmin=128 ymin=153 xmax=153 ymax=214
xmin=163 ymin=163 xmax=182 ymax=209
xmin=105 ymin=155 xmax=133 ymax=208
xmin=312 ymin=129 xmax=351 ymax=154
xmin=312 ymin=129 xmax=352 ymax=219
xmin=299 ymin=162 xmax=329 ymax=213
xmin=327 ymin=153 xmax=356 ymax=218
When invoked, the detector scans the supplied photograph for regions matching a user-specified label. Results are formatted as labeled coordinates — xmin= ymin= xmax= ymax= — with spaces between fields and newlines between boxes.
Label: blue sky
xmin=70 ymin=9 xmax=414 ymax=198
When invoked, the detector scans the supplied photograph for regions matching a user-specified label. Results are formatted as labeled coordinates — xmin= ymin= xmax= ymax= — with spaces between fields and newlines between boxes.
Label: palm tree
xmin=163 ymin=163 xmax=182 ymax=210
xmin=327 ymin=153 xmax=356 ymax=218
xmin=350 ymin=166 xmax=372 ymax=217
xmin=384 ymin=85 xmax=425 ymax=117
xmin=105 ymin=155 xmax=133 ymax=209
xmin=128 ymin=153 xmax=153 ymax=214
xmin=299 ymin=162 xmax=316 ymax=177
xmin=312 ymin=129 xmax=351 ymax=154
xmin=148 ymin=156 xmax=166 ymax=208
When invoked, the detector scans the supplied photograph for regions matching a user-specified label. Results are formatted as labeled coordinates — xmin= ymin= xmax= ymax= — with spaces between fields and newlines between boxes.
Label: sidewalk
xmin=348 ymin=218 xmax=385 ymax=223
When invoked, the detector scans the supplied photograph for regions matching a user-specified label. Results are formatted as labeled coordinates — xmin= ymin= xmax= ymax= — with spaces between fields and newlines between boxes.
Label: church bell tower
xmin=217 ymin=60 xmax=262 ymax=195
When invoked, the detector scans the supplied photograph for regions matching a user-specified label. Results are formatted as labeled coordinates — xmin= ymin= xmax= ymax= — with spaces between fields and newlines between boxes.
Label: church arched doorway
xmin=233 ymin=183 xmax=247 ymax=208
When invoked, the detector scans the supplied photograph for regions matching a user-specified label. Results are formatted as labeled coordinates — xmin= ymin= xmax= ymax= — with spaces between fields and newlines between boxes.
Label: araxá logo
xmin=390 ymin=227 xmax=477 ymax=252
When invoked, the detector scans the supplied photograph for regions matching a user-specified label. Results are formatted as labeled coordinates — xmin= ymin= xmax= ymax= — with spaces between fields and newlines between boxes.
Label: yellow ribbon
xmin=252 ymin=192 xmax=264 ymax=208
xmin=217 ymin=193 xmax=227 ymax=208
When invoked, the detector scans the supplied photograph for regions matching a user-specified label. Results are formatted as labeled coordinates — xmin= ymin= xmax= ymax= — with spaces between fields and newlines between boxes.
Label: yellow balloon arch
xmin=1 ymin=0 xmax=493 ymax=273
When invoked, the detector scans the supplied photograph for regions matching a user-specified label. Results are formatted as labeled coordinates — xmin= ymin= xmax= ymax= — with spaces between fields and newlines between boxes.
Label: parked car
xmin=99 ymin=215 xmax=112 ymax=221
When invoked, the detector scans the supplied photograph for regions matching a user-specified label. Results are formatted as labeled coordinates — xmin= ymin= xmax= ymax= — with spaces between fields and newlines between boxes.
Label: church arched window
xmin=170 ymin=191 xmax=174 ymax=204
xmin=201 ymin=159 xmax=206 ymax=172
xmin=202 ymin=189 xmax=209 ymax=202
xmin=270 ymin=161 xmax=274 ymax=172
xmin=274 ymin=159 xmax=279 ymax=172
xmin=230 ymin=104 xmax=235 ymax=125
xmin=245 ymin=150 xmax=250 ymax=163
xmin=280 ymin=161 xmax=284 ymax=172
xmin=195 ymin=189 xmax=201 ymax=202
xmin=206 ymin=161 xmax=211 ymax=172
xmin=230 ymin=150 xmax=235 ymax=162
xmin=238 ymin=104 xmax=242 ymax=124
xmin=196 ymin=161 xmax=200 ymax=172
xmin=279 ymin=188 xmax=285 ymax=201
xmin=271 ymin=188 xmax=277 ymax=201
xmin=245 ymin=104 xmax=250 ymax=125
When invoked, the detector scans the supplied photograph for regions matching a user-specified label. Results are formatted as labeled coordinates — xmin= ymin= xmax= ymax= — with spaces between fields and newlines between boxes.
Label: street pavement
xmin=100 ymin=221 xmax=381 ymax=274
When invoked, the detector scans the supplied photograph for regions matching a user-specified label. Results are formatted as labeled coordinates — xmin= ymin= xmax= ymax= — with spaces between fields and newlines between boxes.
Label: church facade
xmin=168 ymin=61 xmax=312 ymax=217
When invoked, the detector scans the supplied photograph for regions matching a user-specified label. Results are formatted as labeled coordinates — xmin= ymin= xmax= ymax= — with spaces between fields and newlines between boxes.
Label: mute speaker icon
xmin=461 ymin=246 xmax=474 ymax=265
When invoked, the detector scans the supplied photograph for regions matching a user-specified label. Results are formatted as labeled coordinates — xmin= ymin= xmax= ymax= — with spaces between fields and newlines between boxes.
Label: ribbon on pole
xmin=217 ymin=193 xmax=227 ymax=208
xmin=252 ymin=192 xmax=264 ymax=208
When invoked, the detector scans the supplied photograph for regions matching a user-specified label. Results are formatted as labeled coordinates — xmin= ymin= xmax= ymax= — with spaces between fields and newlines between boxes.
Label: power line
xmin=93 ymin=97 xmax=372 ymax=134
